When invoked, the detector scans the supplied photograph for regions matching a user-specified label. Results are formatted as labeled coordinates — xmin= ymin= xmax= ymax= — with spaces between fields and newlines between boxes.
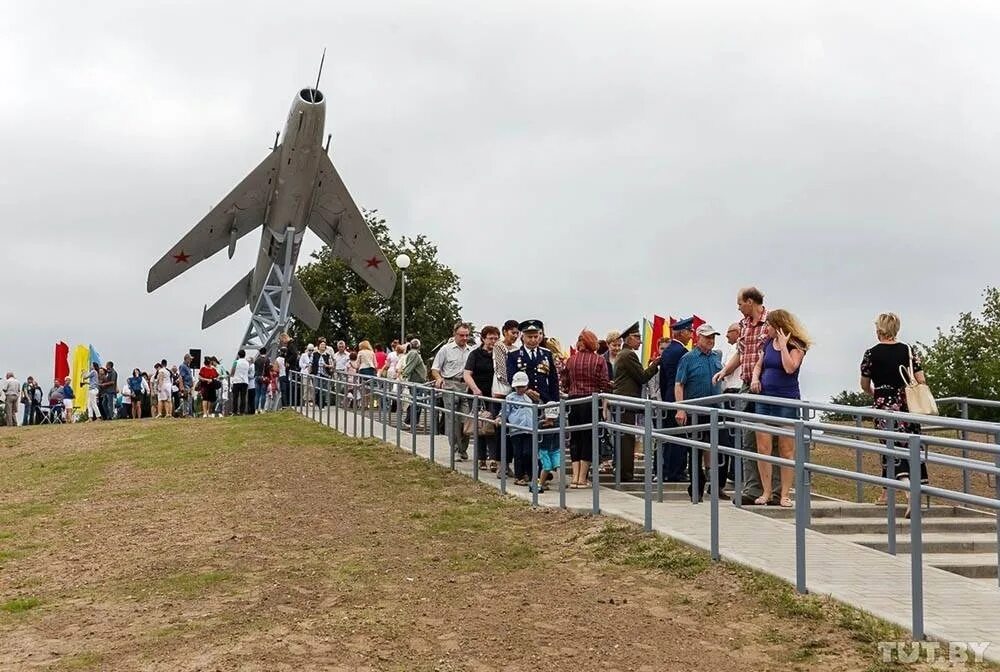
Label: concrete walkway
xmin=298 ymin=404 xmax=1000 ymax=658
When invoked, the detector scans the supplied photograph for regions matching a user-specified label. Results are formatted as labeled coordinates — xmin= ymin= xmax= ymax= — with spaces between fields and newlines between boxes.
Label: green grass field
xmin=0 ymin=414 xmax=991 ymax=671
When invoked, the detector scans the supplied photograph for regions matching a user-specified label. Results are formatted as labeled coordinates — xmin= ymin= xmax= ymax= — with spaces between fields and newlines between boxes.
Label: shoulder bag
xmin=899 ymin=345 xmax=938 ymax=416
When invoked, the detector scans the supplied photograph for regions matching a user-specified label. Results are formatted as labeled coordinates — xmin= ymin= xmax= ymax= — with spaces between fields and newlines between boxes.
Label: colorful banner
xmin=88 ymin=345 xmax=102 ymax=367
xmin=640 ymin=318 xmax=654 ymax=365
xmin=71 ymin=344 xmax=89 ymax=412
xmin=54 ymin=342 xmax=69 ymax=385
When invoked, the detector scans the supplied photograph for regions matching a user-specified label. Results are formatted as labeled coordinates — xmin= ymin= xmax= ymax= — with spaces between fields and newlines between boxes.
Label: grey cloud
xmin=2 ymin=1 xmax=997 ymax=401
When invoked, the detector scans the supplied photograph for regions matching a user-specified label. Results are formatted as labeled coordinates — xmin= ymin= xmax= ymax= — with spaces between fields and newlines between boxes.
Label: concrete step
xmin=903 ymin=553 xmax=999 ymax=579
xmin=838 ymin=532 xmax=999 ymax=554
xmin=811 ymin=517 xmax=997 ymax=536
xmin=754 ymin=502 xmax=991 ymax=520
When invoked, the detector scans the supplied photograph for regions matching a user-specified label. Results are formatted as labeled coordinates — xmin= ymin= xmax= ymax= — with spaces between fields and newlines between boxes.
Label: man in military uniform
xmin=657 ymin=317 xmax=695 ymax=482
xmin=506 ymin=320 xmax=561 ymax=483
xmin=613 ymin=322 xmax=660 ymax=482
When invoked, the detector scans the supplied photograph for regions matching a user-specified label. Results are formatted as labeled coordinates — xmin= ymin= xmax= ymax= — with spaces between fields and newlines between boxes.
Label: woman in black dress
xmin=463 ymin=326 xmax=501 ymax=471
xmin=860 ymin=312 xmax=929 ymax=516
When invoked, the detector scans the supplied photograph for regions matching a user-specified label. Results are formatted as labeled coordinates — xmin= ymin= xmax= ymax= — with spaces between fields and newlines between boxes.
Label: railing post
xmin=994 ymin=432 xmax=1000 ymax=588
xmin=558 ymin=397 xmax=567 ymax=510
xmin=499 ymin=398 xmax=509 ymax=495
xmin=690 ymin=409 xmax=700 ymax=504
xmin=591 ymin=395 xmax=600 ymax=515
xmin=655 ymin=405 xmax=663 ymax=503
xmin=359 ymin=379 xmax=366 ymax=438
xmin=887 ymin=436 xmax=896 ymax=556
xmin=448 ymin=391 xmax=456 ymax=471
xmin=368 ymin=378 xmax=375 ymax=438
xmin=908 ymin=434 xmax=924 ymax=641
xmin=709 ymin=408 xmax=720 ymax=561
xmin=352 ymin=379 xmax=359 ymax=438
xmin=472 ymin=395 xmax=480 ymax=482
xmin=381 ymin=382 xmax=387 ymax=443
xmin=410 ymin=383 xmax=417 ymax=455
xmin=325 ymin=378 xmax=331 ymax=426
xmin=395 ymin=380 xmax=402 ymax=449
xmin=428 ymin=386 xmax=436 ymax=464
xmin=311 ymin=377 xmax=317 ymax=421
xmin=854 ymin=415 xmax=864 ymax=503
xmin=334 ymin=375 xmax=340 ymax=432
xmin=643 ymin=399 xmax=653 ymax=532
xmin=613 ymin=405 xmax=621 ymax=490
xmin=961 ymin=402 xmax=970 ymax=495
xmin=733 ymin=405 xmax=743 ymax=509
xmin=531 ymin=403 xmax=540 ymax=507
xmin=794 ymin=420 xmax=808 ymax=594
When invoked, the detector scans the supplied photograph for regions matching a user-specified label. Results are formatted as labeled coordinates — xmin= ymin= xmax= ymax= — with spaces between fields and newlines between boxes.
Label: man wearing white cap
xmin=674 ymin=324 xmax=727 ymax=502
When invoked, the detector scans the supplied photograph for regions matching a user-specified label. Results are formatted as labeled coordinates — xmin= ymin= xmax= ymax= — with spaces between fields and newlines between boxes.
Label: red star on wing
xmin=365 ymin=256 xmax=382 ymax=268
xmin=173 ymin=250 xmax=191 ymax=264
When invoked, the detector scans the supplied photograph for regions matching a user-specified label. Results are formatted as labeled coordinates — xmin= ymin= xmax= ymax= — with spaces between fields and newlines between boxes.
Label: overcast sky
xmin=2 ymin=1 xmax=998 ymax=400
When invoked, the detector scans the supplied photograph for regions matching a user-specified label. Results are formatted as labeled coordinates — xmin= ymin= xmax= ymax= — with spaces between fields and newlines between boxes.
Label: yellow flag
xmin=71 ymin=345 xmax=89 ymax=412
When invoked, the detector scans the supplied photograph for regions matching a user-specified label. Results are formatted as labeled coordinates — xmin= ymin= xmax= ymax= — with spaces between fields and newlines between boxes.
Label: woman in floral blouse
xmin=860 ymin=312 xmax=929 ymax=516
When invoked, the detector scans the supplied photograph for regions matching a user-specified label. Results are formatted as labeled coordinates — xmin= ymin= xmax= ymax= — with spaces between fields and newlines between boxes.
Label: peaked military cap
xmin=519 ymin=319 xmax=544 ymax=333
xmin=672 ymin=317 xmax=695 ymax=331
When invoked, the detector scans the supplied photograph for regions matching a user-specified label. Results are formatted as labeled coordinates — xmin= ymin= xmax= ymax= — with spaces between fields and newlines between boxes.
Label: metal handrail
xmin=287 ymin=368 xmax=1000 ymax=642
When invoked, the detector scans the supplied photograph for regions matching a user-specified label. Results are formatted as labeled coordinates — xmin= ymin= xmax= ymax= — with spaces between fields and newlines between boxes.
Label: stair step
xmin=810 ymin=518 xmax=997 ymax=535
xmin=838 ymin=533 xmax=999 ymax=554
xmin=754 ymin=503 xmax=991 ymax=520
xmin=903 ymin=553 xmax=999 ymax=579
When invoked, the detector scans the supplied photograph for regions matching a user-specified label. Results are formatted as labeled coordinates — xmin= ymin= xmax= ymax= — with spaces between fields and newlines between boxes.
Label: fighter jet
xmin=146 ymin=76 xmax=395 ymax=338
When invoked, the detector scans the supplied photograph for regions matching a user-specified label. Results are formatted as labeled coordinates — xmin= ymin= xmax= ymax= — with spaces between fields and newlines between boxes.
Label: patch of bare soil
xmin=0 ymin=415 xmax=944 ymax=671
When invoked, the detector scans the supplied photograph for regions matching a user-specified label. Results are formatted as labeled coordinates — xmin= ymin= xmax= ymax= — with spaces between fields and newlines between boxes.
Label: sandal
xmin=780 ymin=497 xmax=793 ymax=508
xmin=753 ymin=495 xmax=770 ymax=505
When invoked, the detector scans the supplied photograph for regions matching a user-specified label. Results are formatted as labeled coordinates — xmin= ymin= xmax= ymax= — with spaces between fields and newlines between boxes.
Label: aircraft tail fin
xmin=202 ymin=270 xmax=253 ymax=329
xmin=290 ymin=276 xmax=322 ymax=330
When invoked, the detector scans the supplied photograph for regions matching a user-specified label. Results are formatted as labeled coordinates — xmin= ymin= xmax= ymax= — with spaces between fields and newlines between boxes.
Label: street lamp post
xmin=396 ymin=253 xmax=411 ymax=343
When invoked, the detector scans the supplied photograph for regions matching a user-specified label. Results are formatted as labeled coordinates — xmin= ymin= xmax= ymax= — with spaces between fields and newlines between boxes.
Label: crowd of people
xmin=2 ymin=285 xmax=929 ymax=512
xmin=337 ymin=286 xmax=924 ymax=512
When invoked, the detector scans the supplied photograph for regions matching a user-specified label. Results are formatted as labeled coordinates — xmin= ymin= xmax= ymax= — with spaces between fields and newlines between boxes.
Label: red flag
xmin=652 ymin=314 xmax=666 ymax=343
xmin=54 ymin=342 xmax=69 ymax=383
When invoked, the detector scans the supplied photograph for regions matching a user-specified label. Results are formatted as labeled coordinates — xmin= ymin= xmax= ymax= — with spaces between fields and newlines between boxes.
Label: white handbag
xmin=899 ymin=345 xmax=938 ymax=416
xmin=493 ymin=376 xmax=512 ymax=397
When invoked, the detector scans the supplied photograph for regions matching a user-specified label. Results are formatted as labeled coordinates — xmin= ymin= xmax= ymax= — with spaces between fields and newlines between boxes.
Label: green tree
xmin=823 ymin=390 xmax=873 ymax=421
xmin=292 ymin=210 xmax=462 ymax=350
xmin=917 ymin=286 xmax=1000 ymax=421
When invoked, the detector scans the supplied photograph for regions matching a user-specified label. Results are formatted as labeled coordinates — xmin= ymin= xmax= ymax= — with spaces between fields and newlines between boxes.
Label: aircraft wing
xmin=306 ymin=153 xmax=396 ymax=297
xmin=147 ymin=149 xmax=280 ymax=293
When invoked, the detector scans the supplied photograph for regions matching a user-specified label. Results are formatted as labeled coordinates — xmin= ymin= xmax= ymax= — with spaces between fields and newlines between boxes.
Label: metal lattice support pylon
xmin=241 ymin=227 xmax=297 ymax=354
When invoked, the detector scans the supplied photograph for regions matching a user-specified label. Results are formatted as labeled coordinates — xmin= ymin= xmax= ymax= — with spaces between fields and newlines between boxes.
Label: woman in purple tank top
xmin=749 ymin=309 xmax=811 ymax=508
